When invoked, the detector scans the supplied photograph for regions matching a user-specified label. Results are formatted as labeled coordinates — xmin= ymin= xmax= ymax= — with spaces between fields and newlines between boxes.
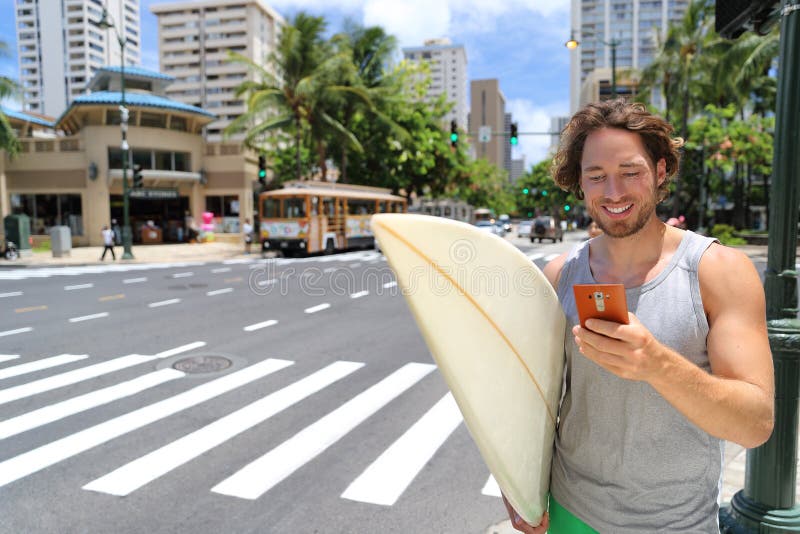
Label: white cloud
xmin=506 ymin=97 xmax=570 ymax=168
xmin=362 ymin=0 xmax=451 ymax=46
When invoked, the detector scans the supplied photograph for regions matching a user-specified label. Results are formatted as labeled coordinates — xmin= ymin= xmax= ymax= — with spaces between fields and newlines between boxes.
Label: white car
xmin=517 ymin=219 xmax=533 ymax=238
xmin=475 ymin=220 xmax=505 ymax=237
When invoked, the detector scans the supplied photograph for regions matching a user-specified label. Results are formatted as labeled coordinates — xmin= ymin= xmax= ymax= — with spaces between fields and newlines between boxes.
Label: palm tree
xmin=0 ymin=40 xmax=21 ymax=158
xmin=226 ymin=13 xmax=369 ymax=181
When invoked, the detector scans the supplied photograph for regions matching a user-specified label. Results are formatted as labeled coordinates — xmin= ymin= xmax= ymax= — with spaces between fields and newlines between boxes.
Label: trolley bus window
xmin=285 ymin=197 xmax=307 ymax=218
xmin=348 ymin=200 xmax=375 ymax=215
xmin=262 ymin=198 xmax=280 ymax=218
xmin=391 ymin=202 xmax=404 ymax=213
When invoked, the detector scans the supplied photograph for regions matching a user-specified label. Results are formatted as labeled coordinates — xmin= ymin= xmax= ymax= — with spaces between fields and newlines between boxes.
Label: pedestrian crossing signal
xmin=510 ymin=123 xmax=518 ymax=146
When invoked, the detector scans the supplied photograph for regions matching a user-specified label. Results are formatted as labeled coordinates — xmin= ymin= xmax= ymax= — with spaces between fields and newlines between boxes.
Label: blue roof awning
xmin=64 ymin=92 xmax=216 ymax=119
xmin=1 ymin=107 xmax=55 ymax=128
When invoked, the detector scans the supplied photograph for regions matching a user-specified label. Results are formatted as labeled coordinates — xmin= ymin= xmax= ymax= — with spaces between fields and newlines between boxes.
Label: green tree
xmin=516 ymin=159 xmax=578 ymax=219
xmin=226 ymin=12 xmax=367 ymax=181
xmin=0 ymin=41 xmax=20 ymax=157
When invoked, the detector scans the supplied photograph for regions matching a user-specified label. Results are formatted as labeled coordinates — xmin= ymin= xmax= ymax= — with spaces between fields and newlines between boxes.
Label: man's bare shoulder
xmin=699 ymin=242 xmax=764 ymax=314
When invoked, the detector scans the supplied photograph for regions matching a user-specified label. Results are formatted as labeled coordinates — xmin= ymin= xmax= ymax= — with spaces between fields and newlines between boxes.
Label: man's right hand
xmin=502 ymin=494 xmax=549 ymax=534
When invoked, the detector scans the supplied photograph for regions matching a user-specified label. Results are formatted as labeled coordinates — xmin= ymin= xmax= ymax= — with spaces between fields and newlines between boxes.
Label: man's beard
xmin=588 ymin=194 xmax=656 ymax=238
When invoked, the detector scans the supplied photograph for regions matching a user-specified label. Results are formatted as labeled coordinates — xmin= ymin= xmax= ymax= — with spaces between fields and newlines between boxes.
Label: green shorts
xmin=548 ymin=494 xmax=598 ymax=534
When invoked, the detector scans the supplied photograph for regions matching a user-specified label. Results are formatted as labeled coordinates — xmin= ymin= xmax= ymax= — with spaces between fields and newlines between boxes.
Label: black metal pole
xmin=119 ymin=33 xmax=133 ymax=259
xmin=719 ymin=0 xmax=800 ymax=530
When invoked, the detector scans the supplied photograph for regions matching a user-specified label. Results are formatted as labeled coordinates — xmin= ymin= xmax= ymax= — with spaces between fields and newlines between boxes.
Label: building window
xmin=205 ymin=195 xmax=240 ymax=232
xmin=10 ymin=193 xmax=84 ymax=236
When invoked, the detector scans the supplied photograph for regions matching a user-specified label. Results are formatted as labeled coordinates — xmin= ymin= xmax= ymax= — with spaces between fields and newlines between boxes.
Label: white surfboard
xmin=372 ymin=213 xmax=565 ymax=525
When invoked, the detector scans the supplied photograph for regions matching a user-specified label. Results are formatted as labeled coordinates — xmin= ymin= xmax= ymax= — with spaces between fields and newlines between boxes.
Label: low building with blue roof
xmin=1 ymin=66 xmax=263 ymax=247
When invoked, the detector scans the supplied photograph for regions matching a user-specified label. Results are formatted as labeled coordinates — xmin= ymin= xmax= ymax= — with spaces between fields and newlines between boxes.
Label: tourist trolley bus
xmin=258 ymin=181 xmax=407 ymax=255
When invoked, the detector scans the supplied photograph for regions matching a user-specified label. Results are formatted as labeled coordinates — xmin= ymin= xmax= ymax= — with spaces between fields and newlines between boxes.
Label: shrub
xmin=710 ymin=224 xmax=746 ymax=246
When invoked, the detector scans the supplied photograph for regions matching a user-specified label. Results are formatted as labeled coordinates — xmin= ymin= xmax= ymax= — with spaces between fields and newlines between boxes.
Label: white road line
xmin=481 ymin=475 xmax=501 ymax=497
xmin=64 ymin=284 xmax=94 ymax=291
xmin=527 ymin=253 xmax=545 ymax=261
xmin=206 ymin=288 xmax=233 ymax=296
xmin=350 ymin=291 xmax=369 ymax=299
xmin=84 ymin=361 xmax=363 ymax=496
xmin=0 ymin=369 xmax=184 ymax=440
xmin=0 ymin=355 xmax=20 ymax=364
xmin=383 ymin=281 xmax=397 ymax=289
xmin=341 ymin=392 xmax=463 ymax=506
xmin=211 ymin=267 xmax=232 ymax=273
xmin=69 ymin=312 xmax=110 ymax=323
xmin=123 ymin=277 xmax=147 ymax=284
xmin=171 ymin=272 xmax=194 ymax=278
xmin=148 ymin=298 xmax=181 ymax=308
xmin=154 ymin=342 xmax=206 ymax=359
xmin=0 ymin=358 xmax=293 ymax=489
xmin=211 ymin=362 xmax=435 ymax=500
xmin=0 ymin=327 xmax=33 ymax=338
xmin=0 ymin=354 xmax=88 ymax=381
xmin=243 ymin=320 xmax=278 ymax=332
xmin=0 ymin=354 xmax=157 ymax=406
xmin=0 ymin=292 xmax=23 ymax=298
xmin=544 ymin=253 xmax=560 ymax=262
xmin=304 ymin=303 xmax=331 ymax=314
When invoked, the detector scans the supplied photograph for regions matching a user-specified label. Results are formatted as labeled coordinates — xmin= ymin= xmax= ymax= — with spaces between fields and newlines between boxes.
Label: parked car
xmin=531 ymin=216 xmax=564 ymax=243
xmin=475 ymin=220 xmax=505 ymax=237
xmin=517 ymin=219 xmax=533 ymax=238
xmin=498 ymin=214 xmax=512 ymax=233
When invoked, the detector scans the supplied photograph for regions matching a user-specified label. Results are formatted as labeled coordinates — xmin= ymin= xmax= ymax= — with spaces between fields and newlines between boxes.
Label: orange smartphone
xmin=573 ymin=284 xmax=629 ymax=327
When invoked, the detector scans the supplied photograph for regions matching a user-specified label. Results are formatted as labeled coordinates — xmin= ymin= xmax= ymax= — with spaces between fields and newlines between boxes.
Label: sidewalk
xmin=1 ymin=241 xmax=257 ymax=267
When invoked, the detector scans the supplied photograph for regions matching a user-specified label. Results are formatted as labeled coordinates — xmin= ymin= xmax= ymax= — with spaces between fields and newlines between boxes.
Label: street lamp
xmin=565 ymin=30 xmax=621 ymax=99
xmin=93 ymin=5 xmax=134 ymax=259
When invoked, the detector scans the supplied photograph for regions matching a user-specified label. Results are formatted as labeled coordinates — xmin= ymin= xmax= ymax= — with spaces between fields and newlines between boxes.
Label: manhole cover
xmin=173 ymin=356 xmax=232 ymax=374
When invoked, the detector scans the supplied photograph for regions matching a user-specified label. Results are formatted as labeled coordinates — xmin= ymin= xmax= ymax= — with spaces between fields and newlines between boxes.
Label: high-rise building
xmin=469 ymin=79 xmax=505 ymax=171
xmin=14 ymin=0 xmax=141 ymax=117
xmin=568 ymin=0 xmax=689 ymax=112
xmin=151 ymin=0 xmax=284 ymax=141
xmin=549 ymin=115 xmax=570 ymax=154
xmin=402 ymin=38 xmax=468 ymax=131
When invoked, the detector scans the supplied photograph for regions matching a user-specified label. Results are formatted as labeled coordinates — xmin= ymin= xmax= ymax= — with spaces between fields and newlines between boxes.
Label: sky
xmin=0 ymin=0 xmax=573 ymax=167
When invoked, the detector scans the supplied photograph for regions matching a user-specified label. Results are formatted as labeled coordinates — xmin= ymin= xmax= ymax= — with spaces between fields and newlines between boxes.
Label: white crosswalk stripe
xmin=0 ymin=358 xmax=292 ymax=489
xmin=83 ymin=361 xmax=363 ymax=496
xmin=0 ymin=345 xmax=501 ymax=511
xmin=211 ymin=362 xmax=435 ymax=500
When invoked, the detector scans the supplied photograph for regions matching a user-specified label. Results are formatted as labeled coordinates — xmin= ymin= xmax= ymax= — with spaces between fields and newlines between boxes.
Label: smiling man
xmin=503 ymin=100 xmax=774 ymax=533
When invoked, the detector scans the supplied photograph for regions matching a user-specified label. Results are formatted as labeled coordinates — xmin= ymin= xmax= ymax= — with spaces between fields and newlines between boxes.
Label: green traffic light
xmin=542 ymin=190 xmax=548 ymax=196
xmin=450 ymin=133 xmax=458 ymax=142
xmin=564 ymin=204 xmax=571 ymax=211
xmin=510 ymin=137 xmax=518 ymax=146
xmin=522 ymin=188 xmax=529 ymax=195
xmin=258 ymin=169 xmax=267 ymax=179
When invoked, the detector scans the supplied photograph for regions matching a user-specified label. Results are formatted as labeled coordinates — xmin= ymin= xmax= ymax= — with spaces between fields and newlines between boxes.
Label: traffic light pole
xmin=719 ymin=0 xmax=800 ymax=530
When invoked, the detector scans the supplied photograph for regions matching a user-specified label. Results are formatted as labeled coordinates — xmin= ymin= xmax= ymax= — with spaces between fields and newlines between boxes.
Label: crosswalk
xmin=0 ymin=342 xmax=502 ymax=509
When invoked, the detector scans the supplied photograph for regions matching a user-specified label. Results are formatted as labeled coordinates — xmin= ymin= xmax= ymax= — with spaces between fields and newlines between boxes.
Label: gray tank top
xmin=551 ymin=230 xmax=723 ymax=533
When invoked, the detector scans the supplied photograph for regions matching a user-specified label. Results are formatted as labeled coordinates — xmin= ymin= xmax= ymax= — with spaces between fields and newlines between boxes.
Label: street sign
xmin=128 ymin=188 xmax=179 ymax=200
xmin=478 ymin=126 xmax=492 ymax=143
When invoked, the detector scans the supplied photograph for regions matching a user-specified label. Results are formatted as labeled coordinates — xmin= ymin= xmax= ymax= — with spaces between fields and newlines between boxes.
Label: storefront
xmin=0 ymin=66 xmax=261 ymax=247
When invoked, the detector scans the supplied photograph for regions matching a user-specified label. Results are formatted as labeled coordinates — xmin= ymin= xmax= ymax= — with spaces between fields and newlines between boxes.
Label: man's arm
xmin=573 ymin=244 xmax=774 ymax=448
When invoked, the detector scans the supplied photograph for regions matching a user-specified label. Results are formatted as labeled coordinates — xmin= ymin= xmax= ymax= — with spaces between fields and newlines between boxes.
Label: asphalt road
xmin=0 ymin=231 xmax=576 ymax=534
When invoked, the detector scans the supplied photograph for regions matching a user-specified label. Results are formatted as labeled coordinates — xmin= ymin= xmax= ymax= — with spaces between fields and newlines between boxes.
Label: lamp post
xmin=565 ymin=31 xmax=621 ymax=99
xmin=93 ymin=5 xmax=134 ymax=259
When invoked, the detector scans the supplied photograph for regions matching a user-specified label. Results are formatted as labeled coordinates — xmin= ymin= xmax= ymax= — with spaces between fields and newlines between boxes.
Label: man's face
xmin=579 ymin=127 xmax=666 ymax=238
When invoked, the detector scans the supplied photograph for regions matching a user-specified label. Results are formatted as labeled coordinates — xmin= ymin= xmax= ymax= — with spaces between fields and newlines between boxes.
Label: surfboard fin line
xmin=374 ymin=220 xmax=557 ymax=426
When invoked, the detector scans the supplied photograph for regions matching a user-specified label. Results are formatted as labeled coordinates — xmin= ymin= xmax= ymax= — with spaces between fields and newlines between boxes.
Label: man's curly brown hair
xmin=552 ymin=99 xmax=683 ymax=201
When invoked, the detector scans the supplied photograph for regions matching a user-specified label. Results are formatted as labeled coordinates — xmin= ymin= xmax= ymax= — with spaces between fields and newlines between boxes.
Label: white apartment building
xmin=568 ymin=0 xmax=689 ymax=112
xmin=402 ymin=38 xmax=468 ymax=130
xmin=151 ymin=0 xmax=284 ymax=142
xmin=14 ymin=0 xmax=141 ymax=118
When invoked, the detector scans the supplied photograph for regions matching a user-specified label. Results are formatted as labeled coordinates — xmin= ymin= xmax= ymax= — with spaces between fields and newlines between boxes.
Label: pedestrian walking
xmin=100 ymin=225 xmax=116 ymax=261
xmin=242 ymin=218 xmax=253 ymax=254
xmin=504 ymin=99 xmax=774 ymax=533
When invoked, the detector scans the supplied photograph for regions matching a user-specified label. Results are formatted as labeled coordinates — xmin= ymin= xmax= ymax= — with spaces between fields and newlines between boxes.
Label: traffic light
xmin=258 ymin=154 xmax=267 ymax=185
xmin=522 ymin=187 xmax=529 ymax=195
xmin=132 ymin=164 xmax=143 ymax=188
xmin=564 ymin=204 xmax=571 ymax=212
xmin=541 ymin=190 xmax=548 ymax=197
xmin=510 ymin=123 xmax=519 ymax=146
xmin=450 ymin=120 xmax=458 ymax=146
